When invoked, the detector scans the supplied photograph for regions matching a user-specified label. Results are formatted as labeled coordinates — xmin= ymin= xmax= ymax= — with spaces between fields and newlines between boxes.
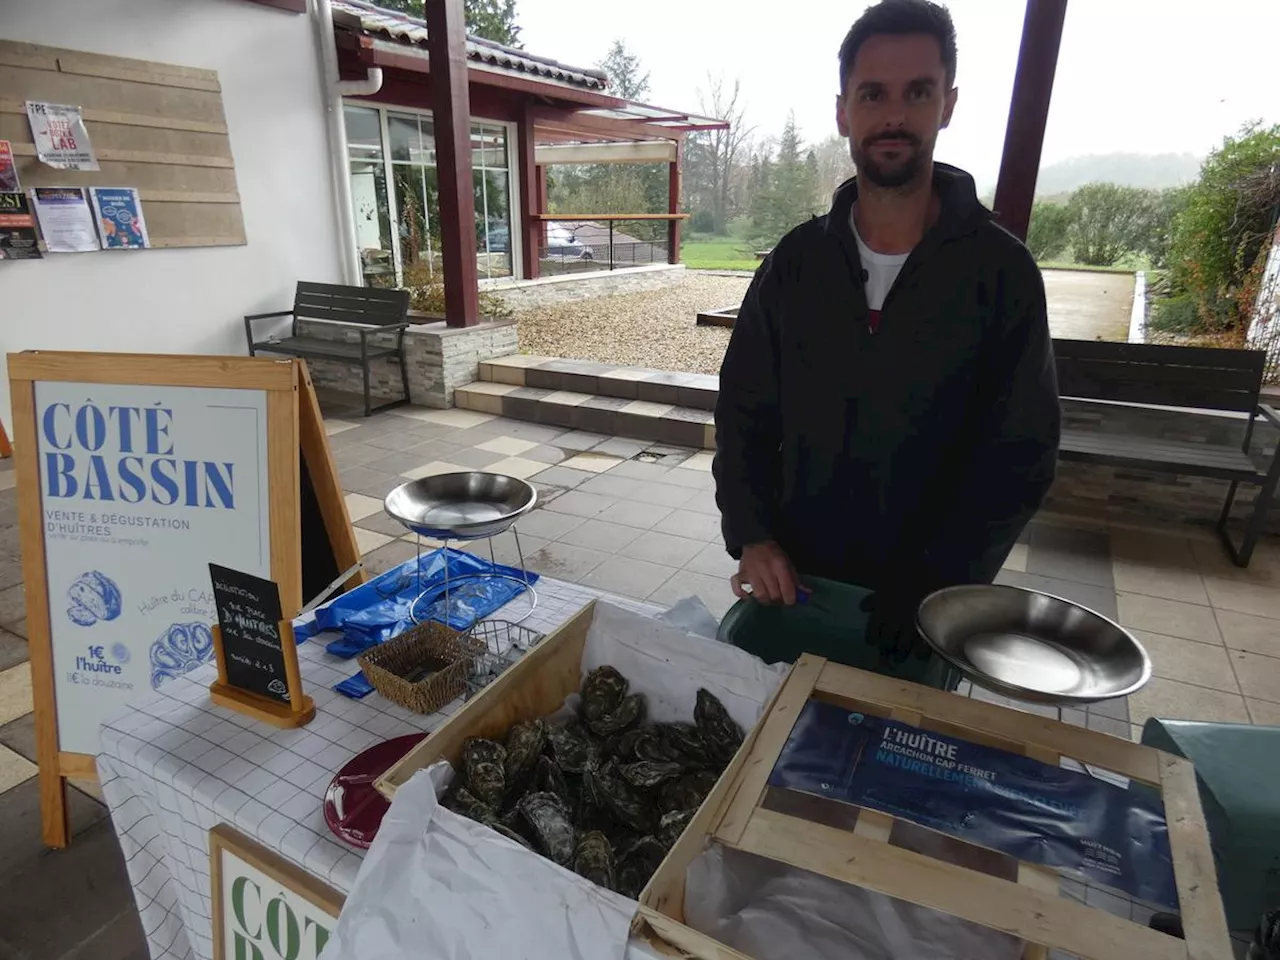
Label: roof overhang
xmin=535 ymin=140 xmax=677 ymax=165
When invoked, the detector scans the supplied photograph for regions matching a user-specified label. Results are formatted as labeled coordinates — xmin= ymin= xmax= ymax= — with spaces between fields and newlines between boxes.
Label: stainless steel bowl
xmin=916 ymin=584 xmax=1151 ymax=704
xmin=384 ymin=473 xmax=537 ymax=541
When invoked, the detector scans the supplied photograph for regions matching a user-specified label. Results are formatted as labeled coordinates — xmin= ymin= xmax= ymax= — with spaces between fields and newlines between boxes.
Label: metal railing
xmin=534 ymin=214 xmax=683 ymax=276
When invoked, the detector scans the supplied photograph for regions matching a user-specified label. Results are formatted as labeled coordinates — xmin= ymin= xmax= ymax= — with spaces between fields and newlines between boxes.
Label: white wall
xmin=0 ymin=0 xmax=343 ymax=424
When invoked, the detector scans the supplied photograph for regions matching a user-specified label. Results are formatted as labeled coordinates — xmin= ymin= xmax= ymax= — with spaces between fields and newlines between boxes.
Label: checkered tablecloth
xmin=97 ymin=577 xmax=660 ymax=960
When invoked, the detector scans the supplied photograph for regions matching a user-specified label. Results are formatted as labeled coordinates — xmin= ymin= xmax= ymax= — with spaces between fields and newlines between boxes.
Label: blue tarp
xmin=294 ymin=547 xmax=538 ymax=659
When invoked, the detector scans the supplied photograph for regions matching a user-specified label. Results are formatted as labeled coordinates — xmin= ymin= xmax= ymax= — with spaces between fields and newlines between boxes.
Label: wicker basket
xmin=358 ymin=620 xmax=485 ymax=715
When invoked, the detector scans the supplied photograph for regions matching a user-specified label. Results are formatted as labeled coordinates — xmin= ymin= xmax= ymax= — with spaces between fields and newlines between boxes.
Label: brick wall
xmin=1047 ymin=399 xmax=1280 ymax=535
xmin=488 ymin=264 xmax=685 ymax=311
xmin=296 ymin=317 xmax=518 ymax=409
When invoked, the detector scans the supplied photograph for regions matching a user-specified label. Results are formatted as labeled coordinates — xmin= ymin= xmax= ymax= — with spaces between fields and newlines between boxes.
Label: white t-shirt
xmin=850 ymin=210 xmax=910 ymax=312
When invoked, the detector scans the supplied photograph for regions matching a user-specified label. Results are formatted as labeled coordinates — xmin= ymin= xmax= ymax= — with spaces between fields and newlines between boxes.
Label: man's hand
xmin=731 ymin=541 xmax=804 ymax=605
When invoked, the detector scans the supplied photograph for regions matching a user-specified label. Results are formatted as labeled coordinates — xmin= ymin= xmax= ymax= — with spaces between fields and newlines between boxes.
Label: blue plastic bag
xmin=295 ymin=547 xmax=538 ymax=660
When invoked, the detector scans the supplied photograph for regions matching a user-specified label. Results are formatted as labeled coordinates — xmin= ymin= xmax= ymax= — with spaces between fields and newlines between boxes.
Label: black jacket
xmin=713 ymin=164 xmax=1061 ymax=592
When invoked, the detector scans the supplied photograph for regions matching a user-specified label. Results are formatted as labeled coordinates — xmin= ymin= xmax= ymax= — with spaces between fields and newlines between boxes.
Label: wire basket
xmin=464 ymin=619 xmax=545 ymax=699
xmin=358 ymin=620 xmax=486 ymax=715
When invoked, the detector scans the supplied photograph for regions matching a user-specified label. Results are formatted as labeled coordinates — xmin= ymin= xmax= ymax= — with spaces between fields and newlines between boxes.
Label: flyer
xmin=30 ymin=186 xmax=99 ymax=253
xmin=0 ymin=192 xmax=41 ymax=260
xmin=0 ymin=140 xmax=19 ymax=191
xmin=769 ymin=700 xmax=1180 ymax=910
xmin=89 ymin=187 xmax=150 ymax=249
xmin=25 ymin=101 xmax=99 ymax=171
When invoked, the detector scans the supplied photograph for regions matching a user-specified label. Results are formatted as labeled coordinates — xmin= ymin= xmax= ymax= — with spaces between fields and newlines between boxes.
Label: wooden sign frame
xmin=209 ymin=824 xmax=344 ymax=960
xmin=210 ymin=621 xmax=315 ymax=728
xmin=6 ymin=352 xmax=359 ymax=848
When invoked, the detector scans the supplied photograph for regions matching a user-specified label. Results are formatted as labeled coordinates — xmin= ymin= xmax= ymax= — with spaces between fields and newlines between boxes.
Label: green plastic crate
xmin=716 ymin=574 xmax=957 ymax=690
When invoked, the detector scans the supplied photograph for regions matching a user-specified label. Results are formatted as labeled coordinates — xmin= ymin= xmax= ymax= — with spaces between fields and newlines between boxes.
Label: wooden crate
xmin=377 ymin=601 xmax=598 ymax=798
xmin=635 ymin=655 xmax=1231 ymax=960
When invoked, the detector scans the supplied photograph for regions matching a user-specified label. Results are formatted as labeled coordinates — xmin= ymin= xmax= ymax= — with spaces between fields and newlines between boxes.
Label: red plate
xmin=323 ymin=733 xmax=427 ymax=849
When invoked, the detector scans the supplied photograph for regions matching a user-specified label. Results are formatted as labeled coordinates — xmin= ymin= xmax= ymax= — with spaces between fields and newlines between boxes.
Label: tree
xmin=1066 ymin=182 xmax=1150 ymax=266
xmin=1134 ymin=186 xmax=1191 ymax=268
xmin=813 ymin=134 xmax=856 ymax=204
xmin=685 ymin=75 xmax=753 ymax=234
xmin=749 ymin=114 xmax=820 ymax=248
xmin=1168 ymin=123 xmax=1280 ymax=332
xmin=596 ymin=39 xmax=649 ymax=100
xmin=1025 ymin=201 xmax=1072 ymax=261
xmin=374 ymin=0 xmax=521 ymax=46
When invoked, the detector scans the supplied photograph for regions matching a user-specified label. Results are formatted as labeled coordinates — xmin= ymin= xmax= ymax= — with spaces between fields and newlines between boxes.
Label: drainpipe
xmin=314 ymin=0 xmax=384 ymax=285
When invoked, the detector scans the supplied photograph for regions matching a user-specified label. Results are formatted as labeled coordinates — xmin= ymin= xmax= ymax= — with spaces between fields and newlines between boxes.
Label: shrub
xmin=1149 ymin=295 xmax=1203 ymax=334
xmin=401 ymin=261 xmax=513 ymax=320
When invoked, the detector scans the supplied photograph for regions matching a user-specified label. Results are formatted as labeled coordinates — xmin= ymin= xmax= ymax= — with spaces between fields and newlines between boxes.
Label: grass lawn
xmin=681 ymin=238 xmax=759 ymax=271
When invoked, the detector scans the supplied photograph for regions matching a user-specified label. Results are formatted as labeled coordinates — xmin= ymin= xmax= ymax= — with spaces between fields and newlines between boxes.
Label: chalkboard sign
xmin=209 ymin=563 xmax=290 ymax=704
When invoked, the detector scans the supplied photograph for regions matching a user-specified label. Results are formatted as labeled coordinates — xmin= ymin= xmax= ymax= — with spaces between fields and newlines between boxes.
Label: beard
xmin=853 ymin=132 xmax=929 ymax=189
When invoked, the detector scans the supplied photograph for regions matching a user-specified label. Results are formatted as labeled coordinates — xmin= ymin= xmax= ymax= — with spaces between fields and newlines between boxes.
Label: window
xmin=342 ymin=104 xmax=517 ymax=288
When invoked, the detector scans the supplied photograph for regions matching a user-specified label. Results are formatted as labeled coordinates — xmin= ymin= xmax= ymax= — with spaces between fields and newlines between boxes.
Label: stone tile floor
xmin=1 ymin=403 xmax=1278 ymax=957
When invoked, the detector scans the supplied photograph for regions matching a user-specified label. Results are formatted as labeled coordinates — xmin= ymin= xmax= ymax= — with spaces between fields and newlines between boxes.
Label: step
xmin=479 ymin=355 xmax=718 ymax=412
xmin=456 ymin=381 xmax=716 ymax=450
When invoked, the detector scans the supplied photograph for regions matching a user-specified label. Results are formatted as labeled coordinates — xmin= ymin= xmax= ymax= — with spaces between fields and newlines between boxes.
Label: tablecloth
xmin=97 ymin=577 xmax=658 ymax=960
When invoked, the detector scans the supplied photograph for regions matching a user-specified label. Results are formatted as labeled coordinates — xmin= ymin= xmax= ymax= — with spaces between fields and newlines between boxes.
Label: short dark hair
xmin=839 ymin=0 xmax=958 ymax=92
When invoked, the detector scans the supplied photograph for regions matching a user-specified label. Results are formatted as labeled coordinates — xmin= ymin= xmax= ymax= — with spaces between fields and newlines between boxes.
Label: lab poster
xmin=30 ymin=186 xmax=98 ymax=253
xmin=0 ymin=192 xmax=41 ymax=260
xmin=89 ymin=187 xmax=150 ymax=249
xmin=25 ymin=101 xmax=99 ymax=171
xmin=770 ymin=700 xmax=1180 ymax=910
xmin=34 ymin=381 xmax=272 ymax=754
xmin=0 ymin=140 xmax=19 ymax=191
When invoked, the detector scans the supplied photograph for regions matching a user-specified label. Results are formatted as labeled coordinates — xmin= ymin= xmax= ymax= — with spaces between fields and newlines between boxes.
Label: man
xmin=713 ymin=0 xmax=1060 ymax=664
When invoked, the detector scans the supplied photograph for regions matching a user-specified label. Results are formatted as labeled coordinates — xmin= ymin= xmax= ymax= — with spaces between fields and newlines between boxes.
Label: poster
xmin=89 ymin=187 xmax=150 ymax=249
xmin=0 ymin=140 xmax=19 ymax=191
xmin=25 ymin=101 xmax=99 ymax=171
xmin=34 ymin=381 xmax=272 ymax=755
xmin=0 ymin=192 xmax=41 ymax=260
xmin=30 ymin=186 xmax=98 ymax=253
xmin=770 ymin=700 xmax=1180 ymax=910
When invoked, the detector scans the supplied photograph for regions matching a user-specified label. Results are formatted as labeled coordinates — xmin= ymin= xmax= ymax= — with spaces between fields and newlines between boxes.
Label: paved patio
xmin=0 ymin=404 xmax=1276 ymax=957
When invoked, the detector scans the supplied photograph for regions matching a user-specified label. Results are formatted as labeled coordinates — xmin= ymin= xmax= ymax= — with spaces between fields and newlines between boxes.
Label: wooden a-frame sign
xmin=6 ymin=352 xmax=362 ymax=848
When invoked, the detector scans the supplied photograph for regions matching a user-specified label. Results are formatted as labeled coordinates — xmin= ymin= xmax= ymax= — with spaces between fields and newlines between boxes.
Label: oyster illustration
xmin=580 ymin=665 xmax=628 ymax=722
xmin=66 ymin=570 xmax=121 ymax=626
xmin=694 ymin=688 xmax=744 ymax=763
xmin=572 ymin=830 xmax=616 ymax=889
xmin=518 ymin=791 xmax=576 ymax=866
xmin=586 ymin=692 xmax=647 ymax=738
xmin=149 ymin=622 xmax=215 ymax=689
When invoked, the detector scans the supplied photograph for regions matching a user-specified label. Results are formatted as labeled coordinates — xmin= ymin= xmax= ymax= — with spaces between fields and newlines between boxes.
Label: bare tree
xmin=813 ymin=134 xmax=856 ymax=204
xmin=697 ymin=75 xmax=754 ymax=232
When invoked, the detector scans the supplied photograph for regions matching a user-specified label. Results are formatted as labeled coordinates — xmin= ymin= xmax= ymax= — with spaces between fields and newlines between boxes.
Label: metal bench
xmin=244 ymin=281 xmax=411 ymax=417
xmin=1055 ymin=338 xmax=1280 ymax=566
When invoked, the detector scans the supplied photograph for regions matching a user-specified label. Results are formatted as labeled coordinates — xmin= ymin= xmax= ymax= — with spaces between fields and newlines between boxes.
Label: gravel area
xmin=514 ymin=273 xmax=750 ymax=374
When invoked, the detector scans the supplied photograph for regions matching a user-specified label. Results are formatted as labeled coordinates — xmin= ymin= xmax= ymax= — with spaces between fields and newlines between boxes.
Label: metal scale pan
xmin=916 ymin=584 xmax=1151 ymax=706
xmin=383 ymin=473 xmax=538 ymax=624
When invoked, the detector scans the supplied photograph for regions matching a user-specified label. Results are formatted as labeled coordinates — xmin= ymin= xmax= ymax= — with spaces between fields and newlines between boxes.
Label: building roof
xmin=331 ymin=0 xmax=609 ymax=91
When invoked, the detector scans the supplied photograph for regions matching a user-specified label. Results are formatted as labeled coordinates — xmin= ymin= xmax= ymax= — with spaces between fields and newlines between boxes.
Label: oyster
xmin=581 ymin=665 xmax=628 ymax=722
xmin=586 ymin=692 xmax=647 ymax=738
xmin=657 ymin=770 xmax=719 ymax=814
xmin=534 ymin=754 xmax=572 ymax=806
xmin=616 ymin=835 xmax=666 ymax=900
xmin=634 ymin=729 xmax=682 ymax=765
xmin=442 ymin=783 xmax=494 ymax=822
xmin=504 ymin=719 xmax=547 ymax=786
xmin=610 ymin=727 xmax=648 ymax=763
xmin=694 ymin=688 xmax=744 ymax=763
xmin=546 ymin=722 xmax=599 ymax=775
xmin=618 ymin=760 xmax=684 ymax=789
xmin=462 ymin=737 xmax=507 ymax=807
xmin=490 ymin=821 xmax=533 ymax=850
xmin=589 ymin=763 xmax=654 ymax=835
xmin=658 ymin=808 xmax=695 ymax=848
xmin=517 ymin=791 xmax=577 ymax=866
xmin=572 ymin=830 xmax=616 ymax=889
xmin=658 ymin=722 xmax=709 ymax=766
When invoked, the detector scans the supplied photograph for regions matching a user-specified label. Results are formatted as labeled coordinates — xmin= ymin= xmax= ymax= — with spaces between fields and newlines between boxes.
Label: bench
xmin=1054 ymin=338 xmax=1280 ymax=566
xmin=244 ymin=281 xmax=411 ymax=417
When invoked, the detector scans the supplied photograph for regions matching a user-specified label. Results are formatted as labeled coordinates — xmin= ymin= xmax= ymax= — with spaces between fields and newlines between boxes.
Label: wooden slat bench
xmin=244 ymin=281 xmax=411 ymax=417
xmin=1054 ymin=338 xmax=1280 ymax=566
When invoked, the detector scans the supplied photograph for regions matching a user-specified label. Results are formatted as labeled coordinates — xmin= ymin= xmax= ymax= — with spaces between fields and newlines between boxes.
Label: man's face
xmin=836 ymin=33 xmax=957 ymax=189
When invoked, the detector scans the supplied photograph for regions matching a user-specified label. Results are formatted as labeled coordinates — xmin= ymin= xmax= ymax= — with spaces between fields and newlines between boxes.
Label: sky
xmin=516 ymin=0 xmax=1280 ymax=190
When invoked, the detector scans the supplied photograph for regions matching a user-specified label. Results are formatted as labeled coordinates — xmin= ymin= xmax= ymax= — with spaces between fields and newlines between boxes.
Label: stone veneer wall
xmin=1047 ymin=398 xmax=1280 ymax=535
xmin=295 ymin=316 xmax=517 ymax=409
xmin=486 ymin=264 xmax=685 ymax=311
